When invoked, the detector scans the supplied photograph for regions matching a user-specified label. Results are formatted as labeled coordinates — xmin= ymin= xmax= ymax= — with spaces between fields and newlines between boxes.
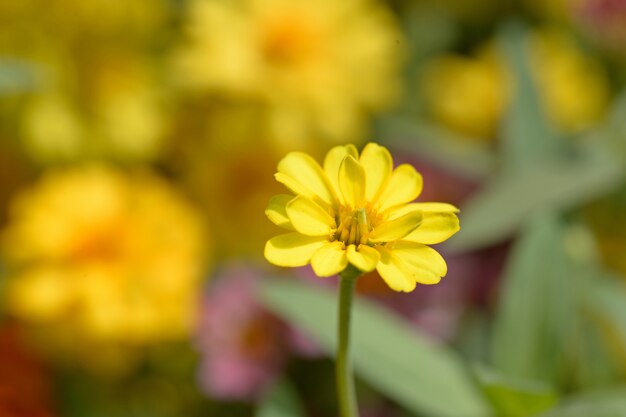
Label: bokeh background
xmin=1 ymin=0 xmax=626 ymax=416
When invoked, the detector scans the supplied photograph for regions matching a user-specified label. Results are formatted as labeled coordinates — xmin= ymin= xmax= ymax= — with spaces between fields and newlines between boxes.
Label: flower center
xmin=334 ymin=207 xmax=372 ymax=246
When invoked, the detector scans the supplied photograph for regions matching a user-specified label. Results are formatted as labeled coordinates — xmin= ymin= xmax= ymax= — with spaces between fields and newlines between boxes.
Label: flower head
xmin=1 ymin=166 xmax=208 ymax=368
xmin=264 ymin=143 xmax=460 ymax=292
xmin=196 ymin=265 xmax=321 ymax=401
xmin=173 ymin=0 xmax=403 ymax=146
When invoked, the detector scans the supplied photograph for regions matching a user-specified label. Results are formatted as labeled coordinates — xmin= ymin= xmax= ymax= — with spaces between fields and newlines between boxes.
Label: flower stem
xmin=337 ymin=266 xmax=360 ymax=417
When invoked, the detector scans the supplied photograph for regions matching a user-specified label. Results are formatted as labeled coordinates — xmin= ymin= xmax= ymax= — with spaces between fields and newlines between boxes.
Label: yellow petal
xmin=360 ymin=143 xmax=392 ymax=202
xmin=339 ymin=155 xmax=366 ymax=208
xmin=324 ymin=145 xmax=359 ymax=203
xmin=276 ymin=152 xmax=336 ymax=206
xmin=286 ymin=196 xmax=335 ymax=236
xmin=8 ymin=268 xmax=74 ymax=321
xmin=265 ymin=194 xmax=295 ymax=230
xmin=375 ymin=247 xmax=417 ymax=292
xmin=311 ymin=241 xmax=348 ymax=277
xmin=346 ymin=244 xmax=380 ymax=272
xmin=393 ymin=203 xmax=460 ymax=244
xmin=369 ymin=211 xmax=422 ymax=243
xmin=391 ymin=241 xmax=447 ymax=278
xmin=376 ymin=164 xmax=423 ymax=212
xmin=265 ymin=233 xmax=328 ymax=267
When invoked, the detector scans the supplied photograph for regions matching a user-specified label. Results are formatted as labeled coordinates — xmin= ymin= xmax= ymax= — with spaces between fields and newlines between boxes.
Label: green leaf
xmin=490 ymin=213 xmax=578 ymax=384
xmin=498 ymin=21 xmax=562 ymax=172
xmin=537 ymin=389 xmax=626 ymax=417
xmin=490 ymin=213 xmax=619 ymax=390
xmin=257 ymin=380 xmax=305 ymax=417
xmin=448 ymin=148 xmax=623 ymax=251
xmin=474 ymin=365 xmax=558 ymax=417
xmin=589 ymin=276 xmax=626 ymax=360
xmin=0 ymin=58 xmax=39 ymax=95
xmin=377 ymin=117 xmax=496 ymax=180
xmin=259 ymin=280 xmax=492 ymax=417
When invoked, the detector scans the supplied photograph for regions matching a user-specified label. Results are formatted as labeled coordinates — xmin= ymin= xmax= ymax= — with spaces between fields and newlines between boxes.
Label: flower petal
xmin=368 ymin=210 xmax=422 ymax=243
xmin=376 ymin=164 xmax=423 ymax=212
xmin=346 ymin=244 xmax=380 ymax=272
xmin=360 ymin=143 xmax=392 ymax=202
xmin=375 ymin=247 xmax=417 ymax=292
xmin=391 ymin=241 xmax=447 ymax=279
xmin=324 ymin=145 xmax=359 ymax=203
xmin=265 ymin=233 xmax=328 ymax=267
xmin=376 ymin=242 xmax=444 ymax=292
xmin=276 ymin=152 xmax=336 ymax=206
xmin=311 ymin=241 xmax=348 ymax=277
xmin=286 ymin=196 xmax=335 ymax=236
xmin=339 ymin=155 xmax=366 ymax=208
xmin=265 ymin=194 xmax=295 ymax=230
xmin=391 ymin=203 xmax=460 ymax=244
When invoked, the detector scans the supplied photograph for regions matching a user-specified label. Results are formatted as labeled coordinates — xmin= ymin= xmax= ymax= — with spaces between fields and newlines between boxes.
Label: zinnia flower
xmin=173 ymin=0 xmax=403 ymax=146
xmin=264 ymin=143 xmax=460 ymax=292
xmin=1 ymin=166 xmax=208 ymax=369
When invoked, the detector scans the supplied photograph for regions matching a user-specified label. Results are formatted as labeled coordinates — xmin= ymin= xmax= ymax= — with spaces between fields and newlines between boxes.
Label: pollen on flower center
xmin=333 ymin=206 xmax=374 ymax=247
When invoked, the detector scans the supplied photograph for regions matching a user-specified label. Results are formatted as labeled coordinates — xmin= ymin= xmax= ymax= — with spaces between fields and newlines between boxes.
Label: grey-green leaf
xmin=259 ymin=279 xmax=492 ymax=417
xmin=537 ymin=389 xmax=626 ymax=417
xmin=257 ymin=380 xmax=305 ymax=417
xmin=448 ymin=149 xmax=623 ymax=251
xmin=498 ymin=21 xmax=562 ymax=172
xmin=474 ymin=364 xmax=558 ymax=417
xmin=490 ymin=213 xmax=577 ymax=384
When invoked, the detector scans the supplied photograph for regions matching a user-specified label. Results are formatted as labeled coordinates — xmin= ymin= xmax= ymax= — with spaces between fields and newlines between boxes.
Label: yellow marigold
xmin=173 ymin=0 xmax=403 ymax=146
xmin=1 ymin=167 xmax=208 ymax=351
xmin=264 ymin=143 xmax=460 ymax=292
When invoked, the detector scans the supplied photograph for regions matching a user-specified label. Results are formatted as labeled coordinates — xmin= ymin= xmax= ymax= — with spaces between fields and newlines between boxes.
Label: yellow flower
xmin=21 ymin=56 xmax=167 ymax=162
xmin=173 ymin=0 xmax=403 ymax=147
xmin=1 ymin=166 xmax=208 ymax=364
xmin=264 ymin=143 xmax=460 ymax=292
xmin=421 ymin=29 xmax=609 ymax=140
xmin=421 ymin=49 xmax=508 ymax=140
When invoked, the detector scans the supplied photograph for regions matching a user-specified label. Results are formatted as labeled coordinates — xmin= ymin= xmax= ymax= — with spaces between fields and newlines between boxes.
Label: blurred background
xmin=1 ymin=0 xmax=626 ymax=416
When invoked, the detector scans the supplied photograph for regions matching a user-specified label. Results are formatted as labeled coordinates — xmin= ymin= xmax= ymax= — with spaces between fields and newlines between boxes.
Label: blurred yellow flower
xmin=20 ymin=56 xmax=168 ymax=162
xmin=421 ymin=49 xmax=508 ymax=140
xmin=264 ymin=143 xmax=460 ymax=292
xmin=421 ymin=29 xmax=610 ymax=140
xmin=173 ymin=0 xmax=403 ymax=147
xmin=1 ymin=167 xmax=208 ymax=364
xmin=529 ymin=30 xmax=610 ymax=134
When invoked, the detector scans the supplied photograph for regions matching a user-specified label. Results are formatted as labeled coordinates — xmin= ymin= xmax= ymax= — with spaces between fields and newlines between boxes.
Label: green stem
xmin=337 ymin=266 xmax=360 ymax=417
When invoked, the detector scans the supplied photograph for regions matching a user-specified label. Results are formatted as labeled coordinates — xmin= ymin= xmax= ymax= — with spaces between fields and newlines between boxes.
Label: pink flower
xmin=196 ymin=265 xmax=320 ymax=401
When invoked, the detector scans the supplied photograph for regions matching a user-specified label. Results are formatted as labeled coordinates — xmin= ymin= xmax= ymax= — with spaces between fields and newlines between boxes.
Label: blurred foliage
xmin=259 ymin=279 xmax=491 ymax=417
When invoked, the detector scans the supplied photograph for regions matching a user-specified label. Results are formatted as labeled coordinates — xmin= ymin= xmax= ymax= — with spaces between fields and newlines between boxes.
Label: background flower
xmin=173 ymin=0 xmax=404 ymax=148
xmin=1 ymin=166 xmax=208 ymax=372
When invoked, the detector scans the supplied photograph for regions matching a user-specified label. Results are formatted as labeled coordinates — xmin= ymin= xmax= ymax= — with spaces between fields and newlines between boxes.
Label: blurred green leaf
xmin=491 ymin=212 xmax=576 ymax=384
xmin=590 ymin=276 xmax=626 ymax=360
xmin=490 ymin=213 xmax=619 ymax=390
xmin=474 ymin=365 xmax=558 ymax=417
xmin=259 ymin=279 xmax=492 ymax=417
xmin=537 ymin=389 xmax=626 ymax=417
xmin=498 ymin=21 xmax=562 ymax=172
xmin=449 ymin=147 xmax=623 ymax=251
xmin=257 ymin=380 xmax=305 ymax=417
xmin=378 ymin=117 xmax=497 ymax=180
xmin=0 ymin=58 xmax=39 ymax=95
